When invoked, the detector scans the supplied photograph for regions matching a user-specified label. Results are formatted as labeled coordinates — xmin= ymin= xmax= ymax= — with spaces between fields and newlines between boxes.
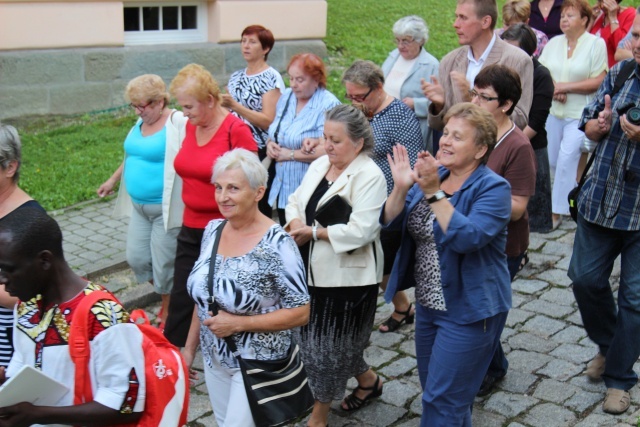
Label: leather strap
xmin=205 ymin=220 xmax=241 ymax=354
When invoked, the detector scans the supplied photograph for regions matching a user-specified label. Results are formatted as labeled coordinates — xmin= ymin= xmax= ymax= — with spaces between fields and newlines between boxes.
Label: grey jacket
xmin=428 ymin=37 xmax=534 ymax=132
xmin=382 ymin=48 xmax=439 ymax=152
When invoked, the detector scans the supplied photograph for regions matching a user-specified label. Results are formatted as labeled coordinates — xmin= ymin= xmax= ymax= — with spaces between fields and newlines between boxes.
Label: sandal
xmin=341 ymin=375 xmax=383 ymax=411
xmin=379 ymin=303 xmax=414 ymax=333
xmin=518 ymin=251 xmax=529 ymax=272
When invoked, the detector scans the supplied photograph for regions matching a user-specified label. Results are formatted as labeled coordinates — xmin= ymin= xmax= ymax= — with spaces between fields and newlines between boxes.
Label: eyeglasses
xmin=394 ymin=37 xmax=415 ymax=47
xmin=469 ymin=89 xmax=499 ymax=103
xmin=345 ymin=87 xmax=373 ymax=102
xmin=129 ymin=101 xmax=153 ymax=112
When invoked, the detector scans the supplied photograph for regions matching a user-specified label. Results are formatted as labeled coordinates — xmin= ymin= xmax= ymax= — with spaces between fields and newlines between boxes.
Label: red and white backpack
xmin=68 ymin=290 xmax=189 ymax=427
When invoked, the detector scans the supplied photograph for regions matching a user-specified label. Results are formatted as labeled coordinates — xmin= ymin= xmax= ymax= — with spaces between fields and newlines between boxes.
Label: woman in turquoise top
xmin=265 ymin=53 xmax=341 ymax=225
xmin=97 ymin=74 xmax=187 ymax=328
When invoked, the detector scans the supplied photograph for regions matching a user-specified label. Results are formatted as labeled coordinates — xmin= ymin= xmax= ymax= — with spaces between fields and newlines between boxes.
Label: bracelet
xmin=312 ymin=225 xmax=318 ymax=241
xmin=290 ymin=149 xmax=295 ymax=161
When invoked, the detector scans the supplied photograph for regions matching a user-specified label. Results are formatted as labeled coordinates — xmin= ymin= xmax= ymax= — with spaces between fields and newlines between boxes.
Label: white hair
xmin=393 ymin=15 xmax=429 ymax=45
xmin=0 ymin=123 xmax=22 ymax=182
xmin=211 ymin=148 xmax=267 ymax=189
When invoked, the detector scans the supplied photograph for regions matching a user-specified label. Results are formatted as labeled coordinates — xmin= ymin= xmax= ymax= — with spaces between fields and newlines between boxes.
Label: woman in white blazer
xmin=286 ymin=105 xmax=387 ymax=427
xmin=381 ymin=15 xmax=440 ymax=152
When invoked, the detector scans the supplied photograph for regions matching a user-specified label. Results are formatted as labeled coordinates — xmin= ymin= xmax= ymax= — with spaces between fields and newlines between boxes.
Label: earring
xmin=502 ymin=109 xmax=506 ymax=113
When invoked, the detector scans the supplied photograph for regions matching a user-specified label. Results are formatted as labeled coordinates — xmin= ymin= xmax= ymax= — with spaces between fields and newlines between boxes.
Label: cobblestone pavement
xmin=55 ymin=199 xmax=639 ymax=426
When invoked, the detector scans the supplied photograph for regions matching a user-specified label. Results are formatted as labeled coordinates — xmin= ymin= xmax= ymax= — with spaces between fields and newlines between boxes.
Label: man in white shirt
xmin=423 ymin=0 xmax=534 ymax=131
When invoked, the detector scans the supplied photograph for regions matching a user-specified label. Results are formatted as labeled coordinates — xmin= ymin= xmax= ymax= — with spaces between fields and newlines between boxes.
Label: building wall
xmin=0 ymin=0 xmax=327 ymax=119
xmin=0 ymin=40 xmax=326 ymax=119
xmin=0 ymin=0 xmax=326 ymax=50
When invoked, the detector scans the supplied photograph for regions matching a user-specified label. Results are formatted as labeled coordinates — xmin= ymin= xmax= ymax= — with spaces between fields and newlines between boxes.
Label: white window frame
xmin=123 ymin=2 xmax=207 ymax=46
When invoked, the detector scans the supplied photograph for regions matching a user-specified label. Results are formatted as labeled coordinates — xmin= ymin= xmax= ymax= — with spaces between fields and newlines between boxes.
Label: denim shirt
xmin=381 ymin=164 xmax=512 ymax=324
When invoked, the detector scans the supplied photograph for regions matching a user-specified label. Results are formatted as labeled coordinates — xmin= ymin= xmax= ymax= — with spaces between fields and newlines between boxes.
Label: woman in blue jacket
xmin=381 ymin=103 xmax=511 ymax=426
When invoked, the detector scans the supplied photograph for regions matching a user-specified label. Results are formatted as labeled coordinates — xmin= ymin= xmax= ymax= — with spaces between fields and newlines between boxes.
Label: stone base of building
xmin=0 ymin=40 xmax=326 ymax=120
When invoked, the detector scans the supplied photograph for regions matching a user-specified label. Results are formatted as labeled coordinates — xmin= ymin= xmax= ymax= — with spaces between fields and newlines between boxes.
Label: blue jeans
xmin=569 ymin=215 xmax=640 ymax=390
xmin=415 ymin=304 xmax=507 ymax=427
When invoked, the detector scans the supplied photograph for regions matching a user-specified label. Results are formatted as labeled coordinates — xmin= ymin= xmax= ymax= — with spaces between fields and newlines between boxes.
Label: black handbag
xmin=568 ymin=153 xmax=595 ymax=222
xmin=207 ymin=220 xmax=315 ymax=427
xmin=314 ymin=195 xmax=352 ymax=227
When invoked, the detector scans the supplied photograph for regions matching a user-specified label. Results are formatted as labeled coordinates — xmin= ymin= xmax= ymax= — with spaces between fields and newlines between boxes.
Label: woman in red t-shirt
xmin=164 ymin=63 xmax=257 ymax=347
xmin=589 ymin=0 xmax=635 ymax=67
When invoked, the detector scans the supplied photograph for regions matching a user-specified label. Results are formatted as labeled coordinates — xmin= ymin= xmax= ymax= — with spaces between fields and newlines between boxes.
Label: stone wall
xmin=0 ymin=40 xmax=326 ymax=120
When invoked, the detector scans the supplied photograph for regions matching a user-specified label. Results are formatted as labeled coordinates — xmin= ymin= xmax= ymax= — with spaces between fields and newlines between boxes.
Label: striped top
xmin=267 ymin=87 xmax=341 ymax=208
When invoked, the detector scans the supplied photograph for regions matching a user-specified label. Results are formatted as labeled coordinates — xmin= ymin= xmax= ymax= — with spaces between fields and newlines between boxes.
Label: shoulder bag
xmin=207 ymin=220 xmax=314 ymax=427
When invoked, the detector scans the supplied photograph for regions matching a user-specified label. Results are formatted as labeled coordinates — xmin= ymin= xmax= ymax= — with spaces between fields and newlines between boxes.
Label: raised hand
xmin=421 ymin=76 xmax=445 ymax=112
xmin=597 ymin=94 xmax=613 ymax=134
xmin=387 ymin=144 xmax=415 ymax=192
xmin=450 ymin=71 xmax=471 ymax=102
xmin=413 ymin=151 xmax=441 ymax=196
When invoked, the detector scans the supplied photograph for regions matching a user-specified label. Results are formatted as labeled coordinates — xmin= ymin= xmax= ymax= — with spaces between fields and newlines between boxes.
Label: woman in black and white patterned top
xmin=222 ymin=25 xmax=284 ymax=217
xmin=183 ymin=149 xmax=309 ymax=427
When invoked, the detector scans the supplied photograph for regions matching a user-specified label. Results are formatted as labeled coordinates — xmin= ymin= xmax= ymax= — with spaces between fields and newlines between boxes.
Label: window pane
xmin=123 ymin=7 xmax=140 ymax=32
xmin=142 ymin=7 xmax=160 ymax=31
xmin=182 ymin=6 xmax=197 ymax=30
xmin=163 ymin=6 xmax=179 ymax=30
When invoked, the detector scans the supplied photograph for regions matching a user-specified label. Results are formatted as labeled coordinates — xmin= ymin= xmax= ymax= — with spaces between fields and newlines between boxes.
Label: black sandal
xmin=341 ymin=376 xmax=383 ymax=411
xmin=379 ymin=303 xmax=414 ymax=333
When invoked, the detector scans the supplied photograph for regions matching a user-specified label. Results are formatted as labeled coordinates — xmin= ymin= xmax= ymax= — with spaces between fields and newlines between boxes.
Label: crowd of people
xmin=2 ymin=0 xmax=640 ymax=424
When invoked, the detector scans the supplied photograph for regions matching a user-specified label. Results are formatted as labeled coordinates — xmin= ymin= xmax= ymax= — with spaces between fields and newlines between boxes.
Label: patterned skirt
xmin=295 ymin=284 xmax=378 ymax=402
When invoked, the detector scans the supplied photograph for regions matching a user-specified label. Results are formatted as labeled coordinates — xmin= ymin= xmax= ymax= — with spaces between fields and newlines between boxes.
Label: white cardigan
xmin=113 ymin=110 xmax=188 ymax=231
xmin=285 ymin=153 xmax=386 ymax=288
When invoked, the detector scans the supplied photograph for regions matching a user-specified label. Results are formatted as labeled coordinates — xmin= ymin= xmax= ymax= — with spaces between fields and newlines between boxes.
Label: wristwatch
xmin=426 ymin=190 xmax=446 ymax=204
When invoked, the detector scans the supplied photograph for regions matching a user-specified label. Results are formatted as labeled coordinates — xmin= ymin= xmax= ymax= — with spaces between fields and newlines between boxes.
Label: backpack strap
xmin=611 ymin=59 xmax=636 ymax=98
xmin=68 ymin=290 xmax=119 ymax=405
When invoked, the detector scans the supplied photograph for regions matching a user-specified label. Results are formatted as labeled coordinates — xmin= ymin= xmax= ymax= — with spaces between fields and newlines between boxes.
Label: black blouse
xmin=529 ymin=0 xmax=563 ymax=39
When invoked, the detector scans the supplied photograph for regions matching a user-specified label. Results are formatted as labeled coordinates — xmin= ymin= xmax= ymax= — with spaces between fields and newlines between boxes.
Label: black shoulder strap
xmin=611 ymin=60 xmax=636 ymax=98
xmin=207 ymin=220 xmax=227 ymax=315
xmin=205 ymin=220 xmax=240 ymax=354
xmin=273 ymin=92 xmax=294 ymax=144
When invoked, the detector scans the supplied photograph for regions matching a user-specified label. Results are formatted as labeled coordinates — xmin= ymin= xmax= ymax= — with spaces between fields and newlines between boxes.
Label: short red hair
xmin=287 ymin=53 xmax=327 ymax=88
xmin=241 ymin=25 xmax=275 ymax=60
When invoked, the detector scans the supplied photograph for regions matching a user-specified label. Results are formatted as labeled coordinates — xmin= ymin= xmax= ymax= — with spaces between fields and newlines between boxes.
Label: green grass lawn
xmin=7 ymin=0 xmax=640 ymax=210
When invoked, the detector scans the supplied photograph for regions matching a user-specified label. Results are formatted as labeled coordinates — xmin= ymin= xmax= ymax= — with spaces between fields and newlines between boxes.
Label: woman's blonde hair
xmin=443 ymin=103 xmax=497 ymax=164
xmin=170 ymin=63 xmax=221 ymax=103
xmin=125 ymin=74 xmax=170 ymax=106
xmin=502 ymin=0 xmax=531 ymax=25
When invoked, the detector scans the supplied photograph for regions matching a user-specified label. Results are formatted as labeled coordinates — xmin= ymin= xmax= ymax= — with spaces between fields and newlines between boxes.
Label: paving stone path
xmin=54 ymin=198 xmax=640 ymax=426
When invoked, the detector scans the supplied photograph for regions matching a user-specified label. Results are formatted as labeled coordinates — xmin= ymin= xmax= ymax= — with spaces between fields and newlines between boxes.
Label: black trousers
xmin=164 ymin=225 xmax=204 ymax=347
